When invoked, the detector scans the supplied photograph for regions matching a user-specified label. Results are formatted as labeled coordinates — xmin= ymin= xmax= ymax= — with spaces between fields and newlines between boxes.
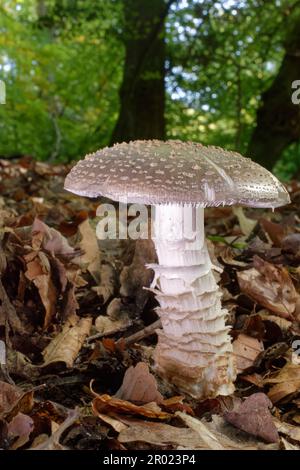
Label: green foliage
xmin=166 ymin=0 xmax=286 ymax=152
xmin=0 ymin=0 xmax=300 ymax=178
xmin=0 ymin=0 xmax=123 ymax=161
xmin=274 ymin=142 xmax=300 ymax=180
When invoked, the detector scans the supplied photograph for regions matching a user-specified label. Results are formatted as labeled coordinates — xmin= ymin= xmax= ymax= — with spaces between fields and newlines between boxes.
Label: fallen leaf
xmin=120 ymin=239 xmax=156 ymax=310
xmin=25 ymin=254 xmax=57 ymax=329
xmin=233 ymin=334 xmax=264 ymax=373
xmin=115 ymin=362 xmax=163 ymax=405
xmin=208 ymin=414 xmax=278 ymax=450
xmin=274 ymin=418 xmax=300 ymax=443
xmin=8 ymin=412 xmax=34 ymax=449
xmin=237 ymin=256 xmax=299 ymax=319
xmin=282 ymin=233 xmax=300 ymax=261
xmin=223 ymin=393 xmax=279 ymax=443
xmin=0 ymin=279 xmax=26 ymax=334
xmin=162 ymin=396 xmax=194 ymax=415
xmin=257 ymin=310 xmax=292 ymax=331
xmin=281 ymin=437 xmax=300 ymax=450
xmin=5 ymin=347 xmax=39 ymax=380
xmin=31 ymin=409 xmax=79 ymax=450
xmin=61 ymin=283 xmax=79 ymax=323
xmin=92 ymin=394 xmax=170 ymax=420
xmin=32 ymin=218 xmax=77 ymax=258
xmin=0 ymin=382 xmax=23 ymax=414
xmin=240 ymin=373 xmax=264 ymax=388
xmin=95 ymin=313 xmax=130 ymax=336
xmin=76 ymin=218 xmax=101 ymax=280
xmin=118 ymin=419 xmax=204 ymax=448
xmin=175 ymin=412 xmax=274 ymax=450
xmin=92 ymin=263 xmax=117 ymax=303
xmin=217 ymin=246 xmax=247 ymax=267
xmin=42 ymin=317 xmax=92 ymax=368
xmin=92 ymin=412 xmax=127 ymax=433
xmin=176 ymin=411 xmax=225 ymax=449
xmin=292 ymin=414 xmax=300 ymax=424
xmin=233 ymin=207 xmax=257 ymax=237
xmin=264 ymin=363 xmax=300 ymax=403
xmin=259 ymin=218 xmax=289 ymax=247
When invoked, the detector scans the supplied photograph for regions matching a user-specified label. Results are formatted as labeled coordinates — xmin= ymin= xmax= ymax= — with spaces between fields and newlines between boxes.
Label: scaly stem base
xmin=150 ymin=204 xmax=236 ymax=398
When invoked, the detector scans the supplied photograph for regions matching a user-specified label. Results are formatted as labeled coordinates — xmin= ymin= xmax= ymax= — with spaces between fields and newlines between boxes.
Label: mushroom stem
xmin=150 ymin=204 xmax=236 ymax=398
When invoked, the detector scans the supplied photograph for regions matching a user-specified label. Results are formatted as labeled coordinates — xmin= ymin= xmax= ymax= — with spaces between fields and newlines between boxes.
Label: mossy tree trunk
xmin=247 ymin=17 xmax=300 ymax=170
xmin=110 ymin=0 xmax=173 ymax=144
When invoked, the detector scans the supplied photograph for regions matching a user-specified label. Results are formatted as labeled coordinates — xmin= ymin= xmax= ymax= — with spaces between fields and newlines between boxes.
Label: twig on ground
xmin=117 ymin=319 xmax=162 ymax=346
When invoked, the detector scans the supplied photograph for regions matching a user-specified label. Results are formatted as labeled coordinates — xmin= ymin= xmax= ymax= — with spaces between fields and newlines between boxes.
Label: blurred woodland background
xmin=1 ymin=0 xmax=300 ymax=179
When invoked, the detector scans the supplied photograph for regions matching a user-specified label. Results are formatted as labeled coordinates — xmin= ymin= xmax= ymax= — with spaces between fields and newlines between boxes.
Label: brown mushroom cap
xmin=64 ymin=140 xmax=290 ymax=208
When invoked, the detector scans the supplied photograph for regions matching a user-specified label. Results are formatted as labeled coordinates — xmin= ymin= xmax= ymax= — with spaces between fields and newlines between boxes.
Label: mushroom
xmin=64 ymin=140 xmax=290 ymax=399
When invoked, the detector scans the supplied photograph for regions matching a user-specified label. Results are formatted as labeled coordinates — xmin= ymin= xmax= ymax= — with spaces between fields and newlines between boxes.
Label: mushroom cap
xmin=64 ymin=140 xmax=290 ymax=208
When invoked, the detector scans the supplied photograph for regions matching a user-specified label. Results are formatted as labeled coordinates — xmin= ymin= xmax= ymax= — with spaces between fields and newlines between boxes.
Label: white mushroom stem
xmin=149 ymin=204 xmax=236 ymax=398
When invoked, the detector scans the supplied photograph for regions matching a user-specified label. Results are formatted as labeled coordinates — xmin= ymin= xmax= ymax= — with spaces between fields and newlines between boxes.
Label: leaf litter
xmin=0 ymin=157 xmax=299 ymax=450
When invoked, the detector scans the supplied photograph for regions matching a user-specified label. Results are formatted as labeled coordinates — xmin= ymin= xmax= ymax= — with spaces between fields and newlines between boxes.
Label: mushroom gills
xmin=151 ymin=204 xmax=236 ymax=398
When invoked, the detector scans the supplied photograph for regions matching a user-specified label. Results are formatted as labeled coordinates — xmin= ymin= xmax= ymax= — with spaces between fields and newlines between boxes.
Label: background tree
xmin=110 ymin=0 xmax=174 ymax=144
xmin=247 ymin=9 xmax=300 ymax=170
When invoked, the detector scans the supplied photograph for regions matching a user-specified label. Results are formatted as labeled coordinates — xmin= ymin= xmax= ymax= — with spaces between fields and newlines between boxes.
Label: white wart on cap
xmin=64 ymin=140 xmax=290 ymax=208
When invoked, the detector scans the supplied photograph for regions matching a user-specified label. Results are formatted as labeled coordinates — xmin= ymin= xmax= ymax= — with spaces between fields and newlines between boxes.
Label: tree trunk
xmin=247 ymin=18 xmax=300 ymax=170
xmin=110 ymin=0 xmax=171 ymax=144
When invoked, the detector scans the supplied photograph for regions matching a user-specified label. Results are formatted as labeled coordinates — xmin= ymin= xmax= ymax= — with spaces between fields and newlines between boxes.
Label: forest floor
xmin=0 ymin=156 xmax=300 ymax=450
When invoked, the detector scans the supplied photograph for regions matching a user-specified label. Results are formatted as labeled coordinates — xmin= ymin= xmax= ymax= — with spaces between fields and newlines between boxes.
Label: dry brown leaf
xmin=175 ymin=412 xmax=273 ymax=450
xmin=282 ymin=233 xmax=300 ymax=260
xmin=120 ymin=239 xmax=156 ymax=310
xmin=66 ymin=267 xmax=88 ymax=288
xmin=0 ymin=381 xmax=34 ymax=423
xmin=176 ymin=411 xmax=225 ymax=449
xmin=223 ymin=393 xmax=279 ymax=443
xmin=92 ymin=412 xmax=128 ymax=433
xmin=0 ymin=382 xmax=23 ymax=414
xmin=233 ymin=333 xmax=264 ymax=373
xmin=237 ymin=256 xmax=299 ymax=319
xmin=93 ymin=264 xmax=116 ymax=304
xmin=274 ymin=418 xmax=300 ymax=443
xmin=61 ymin=283 xmax=79 ymax=323
xmin=32 ymin=218 xmax=77 ymax=258
xmin=233 ymin=207 xmax=257 ymax=237
xmin=42 ymin=317 xmax=92 ymax=368
xmin=281 ymin=437 xmax=300 ymax=450
xmin=76 ymin=218 xmax=101 ymax=280
xmin=265 ymin=363 xmax=300 ymax=403
xmin=31 ymin=409 xmax=78 ymax=450
xmin=8 ymin=412 xmax=34 ymax=449
xmin=240 ymin=373 xmax=264 ymax=388
xmin=209 ymin=415 xmax=279 ymax=450
xmin=217 ymin=246 xmax=247 ymax=267
xmin=115 ymin=362 xmax=163 ymax=404
xmin=292 ymin=414 xmax=300 ymax=424
xmin=25 ymin=254 xmax=57 ymax=329
xmin=118 ymin=419 xmax=204 ymax=448
xmin=0 ymin=279 xmax=26 ymax=334
xmin=94 ymin=315 xmax=131 ymax=337
xmin=162 ymin=396 xmax=194 ymax=415
xmin=259 ymin=218 xmax=289 ymax=247
xmin=5 ymin=347 xmax=39 ymax=380
xmin=257 ymin=310 xmax=292 ymax=331
xmin=92 ymin=394 xmax=170 ymax=420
